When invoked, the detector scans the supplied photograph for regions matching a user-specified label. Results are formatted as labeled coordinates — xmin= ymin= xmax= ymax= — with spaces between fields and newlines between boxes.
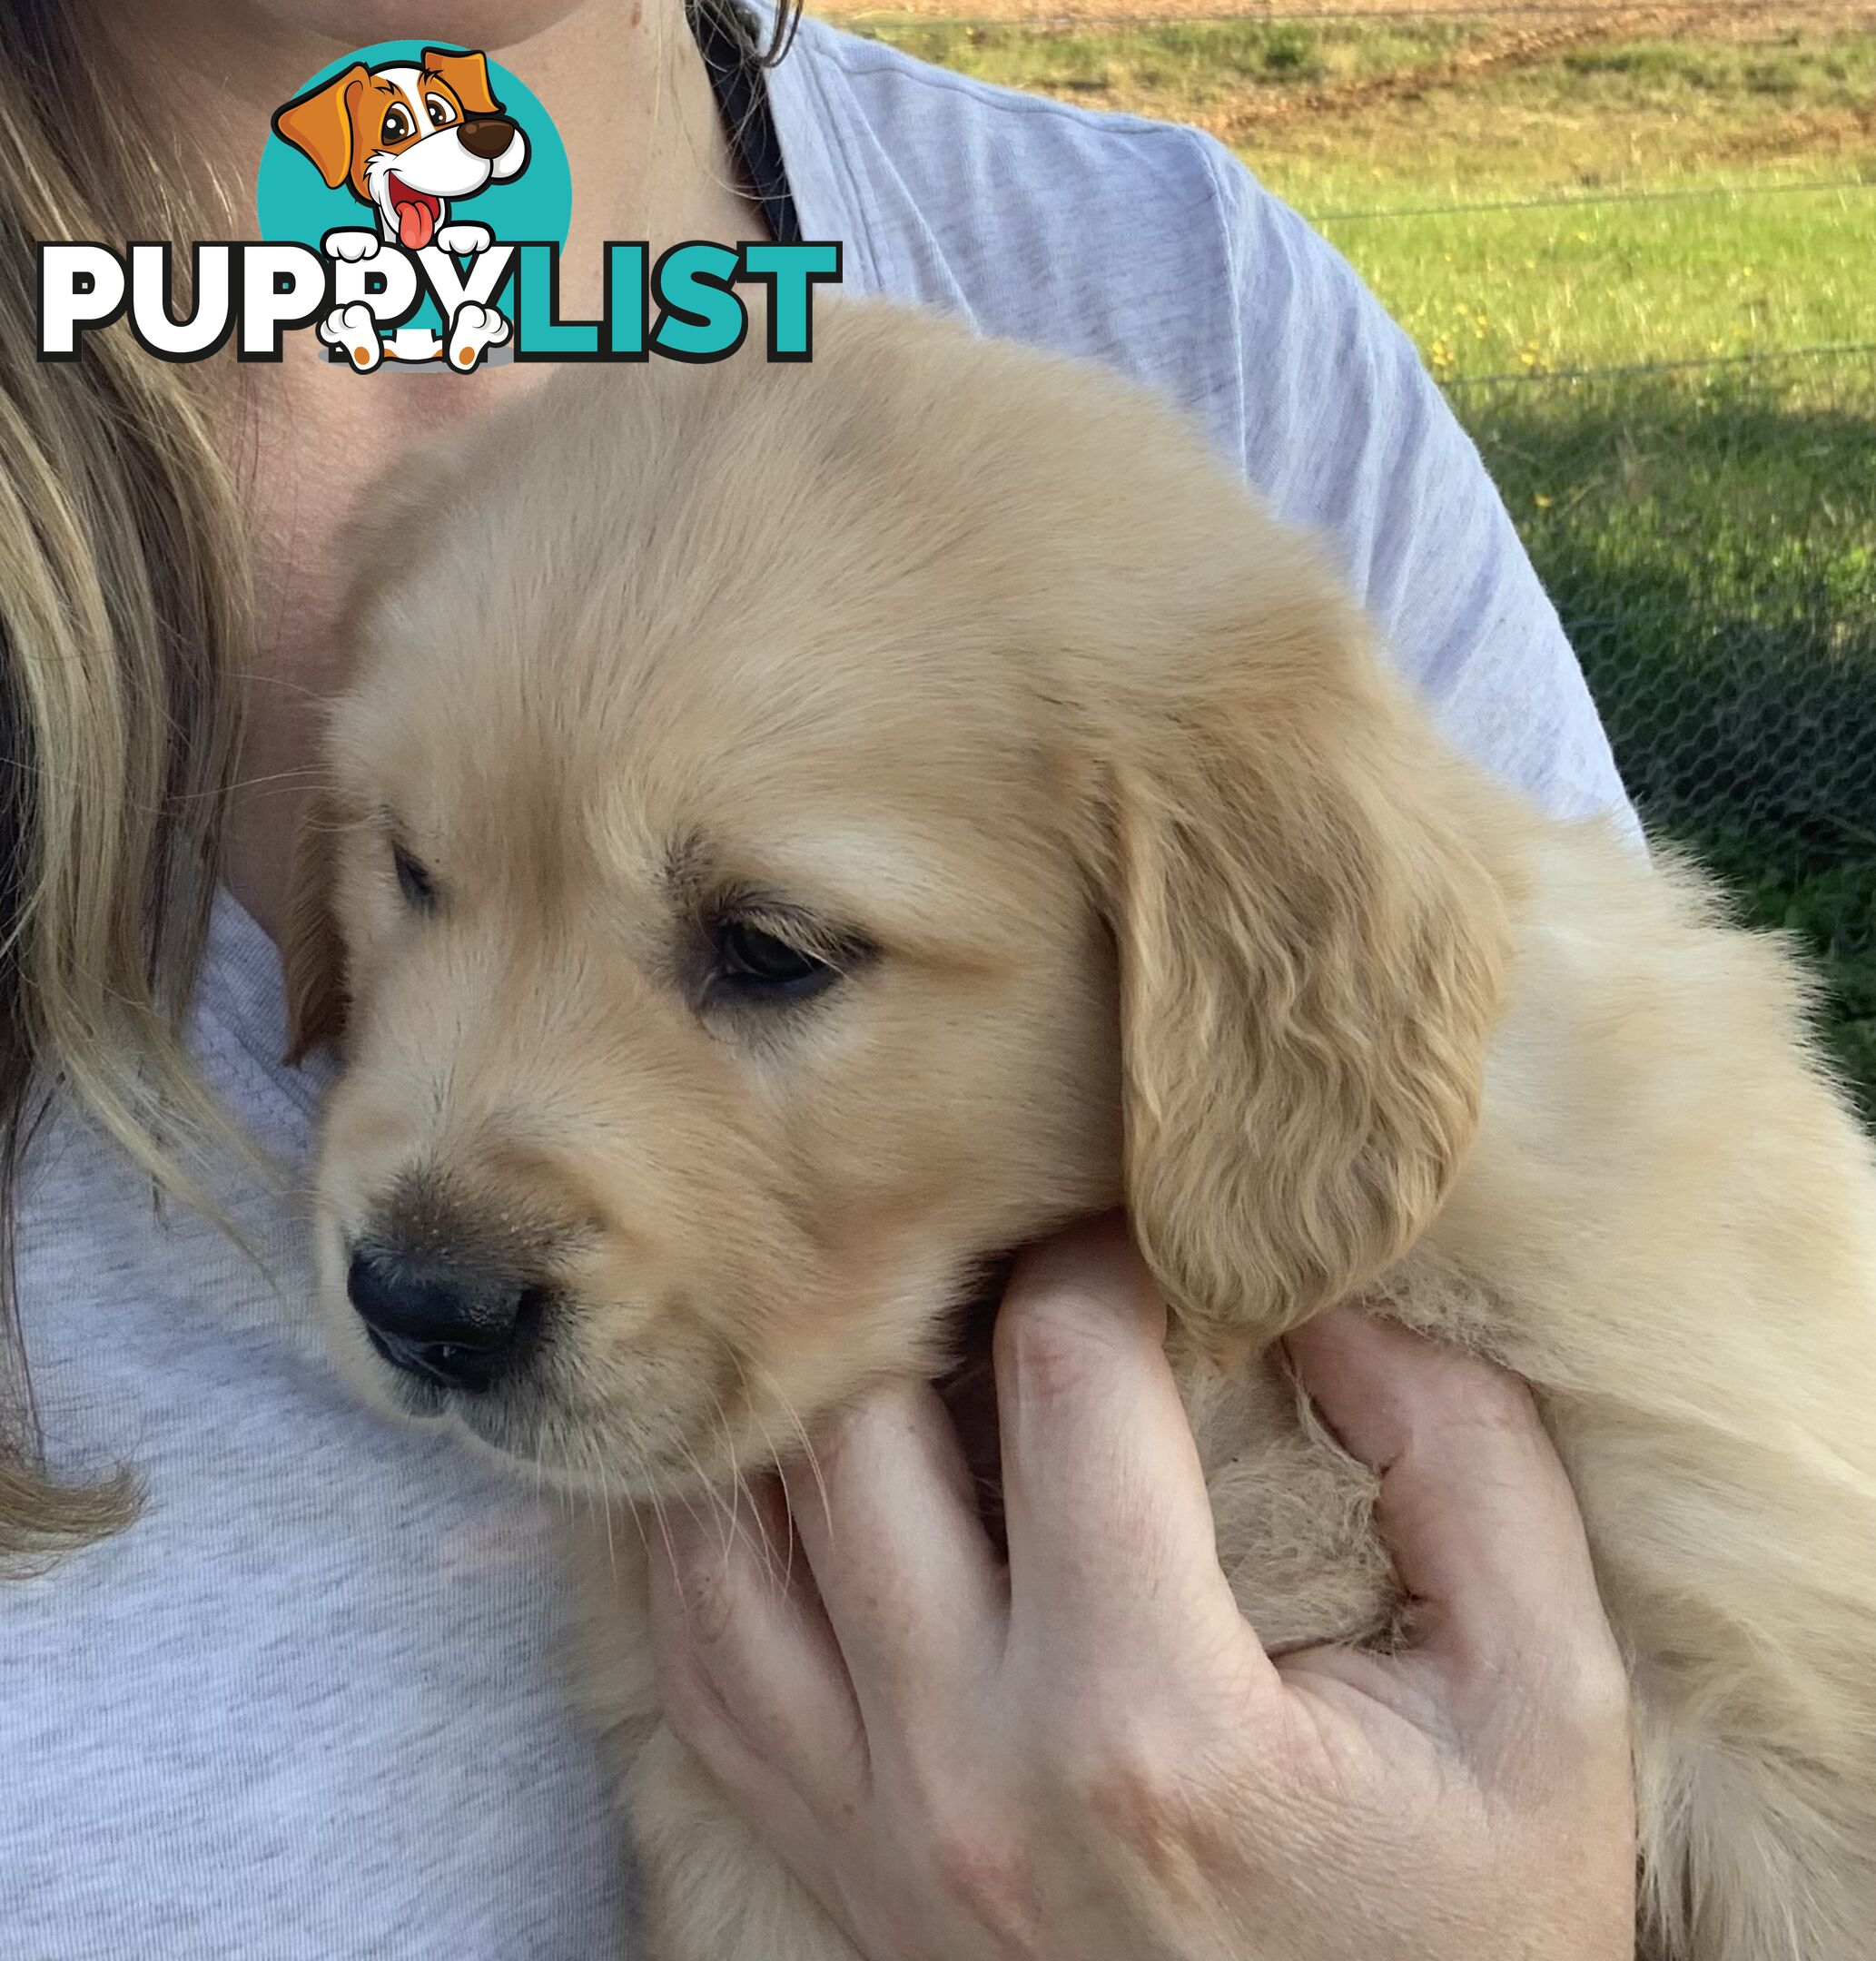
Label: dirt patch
xmin=1208 ymin=5 xmax=1743 ymax=135
xmin=815 ymin=0 xmax=1840 ymax=23
xmin=812 ymin=2 xmax=1866 ymax=142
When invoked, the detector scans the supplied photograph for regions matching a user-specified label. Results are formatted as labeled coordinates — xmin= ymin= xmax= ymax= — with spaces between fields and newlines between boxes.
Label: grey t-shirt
xmin=1 ymin=15 xmax=1634 ymax=1959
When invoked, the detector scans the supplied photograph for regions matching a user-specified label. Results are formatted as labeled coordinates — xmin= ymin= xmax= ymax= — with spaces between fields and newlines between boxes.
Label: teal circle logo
xmin=257 ymin=41 xmax=570 ymax=368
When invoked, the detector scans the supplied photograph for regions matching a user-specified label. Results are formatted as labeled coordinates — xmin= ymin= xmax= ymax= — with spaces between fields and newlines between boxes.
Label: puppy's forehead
xmin=587 ymin=635 xmax=1054 ymax=902
xmin=343 ymin=570 xmax=1061 ymax=947
xmin=339 ymin=310 xmax=1256 ymax=900
xmin=360 ymin=467 xmax=1055 ymax=829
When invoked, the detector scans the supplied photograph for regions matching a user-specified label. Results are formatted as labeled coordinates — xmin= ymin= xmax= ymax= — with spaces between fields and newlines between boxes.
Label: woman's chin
xmin=252 ymin=0 xmax=593 ymax=54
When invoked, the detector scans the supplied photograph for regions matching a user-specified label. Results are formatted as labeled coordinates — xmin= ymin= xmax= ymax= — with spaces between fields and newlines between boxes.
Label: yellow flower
xmin=1534 ymin=493 xmax=1554 ymax=508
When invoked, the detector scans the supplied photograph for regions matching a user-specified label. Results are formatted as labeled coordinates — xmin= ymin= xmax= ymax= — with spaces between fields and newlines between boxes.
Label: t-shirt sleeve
xmin=1192 ymin=134 xmax=1639 ymax=838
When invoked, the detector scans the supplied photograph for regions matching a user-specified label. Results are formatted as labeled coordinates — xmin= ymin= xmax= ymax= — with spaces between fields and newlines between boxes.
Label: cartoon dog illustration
xmin=272 ymin=47 xmax=529 ymax=372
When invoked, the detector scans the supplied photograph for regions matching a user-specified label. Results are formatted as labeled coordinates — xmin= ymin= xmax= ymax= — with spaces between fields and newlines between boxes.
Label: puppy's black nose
xmin=459 ymin=115 xmax=517 ymax=161
xmin=347 ymin=1247 xmax=544 ymax=1394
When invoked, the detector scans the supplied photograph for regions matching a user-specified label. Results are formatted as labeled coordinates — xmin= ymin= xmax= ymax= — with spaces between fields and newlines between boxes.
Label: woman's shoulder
xmin=785 ymin=8 xmax=1233 ymax=194
xmin=773 ymin=15 xmax=1273 ymax=396
xmin=772 ymin=14 xmax=1396 ymax=455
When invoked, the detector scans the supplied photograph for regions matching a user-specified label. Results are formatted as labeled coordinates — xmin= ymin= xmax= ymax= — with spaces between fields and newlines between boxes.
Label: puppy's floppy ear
xmin=272 ymin=64 xmax=369 ymax=190
xmin=1083 ymin=555 xmax=1511 ymax=1350
xmin=281 ymin=789 xmax=349 ymax=1068
xmin=422 ymin=47 xmax=503 ymax=118
xmin=278 ymin=441 xmax=469 ymax=1069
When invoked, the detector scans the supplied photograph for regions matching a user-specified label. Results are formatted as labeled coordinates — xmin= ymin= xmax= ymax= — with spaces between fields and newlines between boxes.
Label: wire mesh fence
xmin=1445 ymin=347 xmax=1874 ymax=830
xmin=1449 ymin=345 xmax=1876 ymax=1118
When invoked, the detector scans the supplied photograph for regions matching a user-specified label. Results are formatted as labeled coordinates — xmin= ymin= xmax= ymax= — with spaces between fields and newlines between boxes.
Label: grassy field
xmin=819 ymin=2 xmax=1876 ymax=1118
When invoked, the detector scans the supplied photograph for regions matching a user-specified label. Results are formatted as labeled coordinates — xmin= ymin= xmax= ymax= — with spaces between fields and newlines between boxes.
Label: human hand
xmin=647 ymin=1216 xmax=1636 ymax=1960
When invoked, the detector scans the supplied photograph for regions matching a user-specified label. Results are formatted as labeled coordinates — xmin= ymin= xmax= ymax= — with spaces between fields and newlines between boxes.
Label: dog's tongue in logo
xmin=388 ymin=176 xmax=440 ymax=251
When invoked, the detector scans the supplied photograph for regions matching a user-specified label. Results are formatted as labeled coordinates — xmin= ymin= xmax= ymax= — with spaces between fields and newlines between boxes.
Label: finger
xmin=994 ymin=1215 xmax=1253 ymax=1675
xmin=646 ymin=1473 xmax=869 ymax=1823
xmin=781 ymin=1377 xmax=1005 ymax=1739
xmin=1282 ymin=1306 xmax=1614 ymax=1679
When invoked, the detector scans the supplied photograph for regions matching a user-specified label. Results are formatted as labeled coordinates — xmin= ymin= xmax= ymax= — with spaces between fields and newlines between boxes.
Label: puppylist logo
xmin=36 ymin=40 xmax=841 ymax=370
xmin=270 ymin=43 xmax=538 ymax=370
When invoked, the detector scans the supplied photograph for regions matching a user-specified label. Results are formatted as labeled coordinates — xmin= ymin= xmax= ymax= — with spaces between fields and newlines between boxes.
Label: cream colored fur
xmin=288 ymin=301 xmax=1876 ymax=1961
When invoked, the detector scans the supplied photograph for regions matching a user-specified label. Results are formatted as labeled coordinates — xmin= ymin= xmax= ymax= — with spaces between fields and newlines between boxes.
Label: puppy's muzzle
xmin=347 ymin=1244 xmax=548 ymax=1394
xmin=459 ymin=115 xmax=518 ymax=162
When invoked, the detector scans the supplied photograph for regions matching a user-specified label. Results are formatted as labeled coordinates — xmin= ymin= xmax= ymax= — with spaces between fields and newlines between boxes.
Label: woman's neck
xmin=107 ymin=0 xmax=758 ymax=271
xmin=96 ymin=0 xmax=769 ymax=941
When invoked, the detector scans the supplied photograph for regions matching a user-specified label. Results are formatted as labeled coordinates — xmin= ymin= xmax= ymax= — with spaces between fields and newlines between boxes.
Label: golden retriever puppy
xmin=284 ymin=301 xmax=1876 ymax=1961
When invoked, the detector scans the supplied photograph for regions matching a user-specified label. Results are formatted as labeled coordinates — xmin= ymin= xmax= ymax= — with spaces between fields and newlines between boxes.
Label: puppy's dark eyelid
xmin=726 ymin=896 xmax=875 ymax=967
xmin=696 ymin=903 xmax=874 ymax=1010
xmin=390 ymin=842 xmax=437 ymax=911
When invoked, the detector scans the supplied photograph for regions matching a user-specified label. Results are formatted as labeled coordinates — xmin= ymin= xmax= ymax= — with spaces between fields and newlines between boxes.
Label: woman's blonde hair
xmin=0 ymin=0 xmax=806 ymax=1563
xmin=0 ymin=0 xmax=252 ymax=1561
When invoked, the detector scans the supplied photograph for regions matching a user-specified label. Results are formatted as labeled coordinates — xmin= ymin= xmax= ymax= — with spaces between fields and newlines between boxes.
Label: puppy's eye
xmin=381 ymin=105 xmax=413 ymax=143
xmin=712 ymin=921 xmax=834 ymax=1002
xmin=425 ymin=94 xmax=457 ymax=128
xmin=391 ymin=842 xmax=436 ymax=912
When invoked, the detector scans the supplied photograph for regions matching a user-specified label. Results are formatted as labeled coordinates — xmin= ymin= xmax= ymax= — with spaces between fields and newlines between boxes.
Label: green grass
xmin=1279 ymin=28 xmax=1876 ymax=381
xmin=844 ymin=9 xmax=1876 ymax=1118
xmin=1329 ymin=188 xmax=1872 ymax=383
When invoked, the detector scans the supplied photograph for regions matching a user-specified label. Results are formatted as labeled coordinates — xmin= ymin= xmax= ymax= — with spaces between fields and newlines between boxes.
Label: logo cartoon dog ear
xmin=422 ymin=46 xmax=504 ymax=118
xmin=272 ymin=62 xmax=370 ymax=190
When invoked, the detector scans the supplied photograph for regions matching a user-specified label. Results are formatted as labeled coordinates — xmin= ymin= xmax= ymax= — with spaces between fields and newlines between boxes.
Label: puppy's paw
xmin=321 ymin=228 xmax=382 ymax=265
xmin=435 ymin=222 xmax=494 ymax=256
xmin=446 ymin=301 xmax=510 ymax=372
xmin=318 ymin=302 xmax=383 ymax=372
